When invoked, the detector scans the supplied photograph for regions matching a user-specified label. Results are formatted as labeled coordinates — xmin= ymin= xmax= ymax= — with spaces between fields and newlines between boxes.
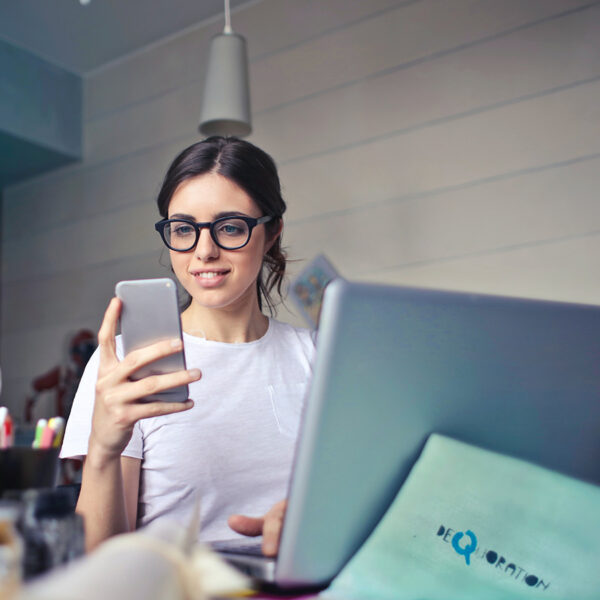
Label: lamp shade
xmin=199 ymin=32 xmax=251 ymax=137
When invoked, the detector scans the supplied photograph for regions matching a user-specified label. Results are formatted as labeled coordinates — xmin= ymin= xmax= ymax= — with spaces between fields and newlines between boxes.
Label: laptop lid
xmin=272 ymin=279 xmax=600 ymax=589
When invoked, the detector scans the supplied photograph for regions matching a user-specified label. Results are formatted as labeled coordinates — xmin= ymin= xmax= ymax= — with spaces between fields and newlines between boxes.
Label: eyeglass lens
xmin=164 ymin=219 xmax=252 ymax=250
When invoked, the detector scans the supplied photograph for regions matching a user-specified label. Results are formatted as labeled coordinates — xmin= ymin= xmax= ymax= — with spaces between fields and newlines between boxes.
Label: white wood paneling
xmin=357 ymin=233 xmax=600 ymax=306
xmin=84 ymin=0 xmax=592 ymax=165
xmin=2 ymin=200 xmax=163 ymax=282
xmin=9 ymin=2 xmax=600 ymax=237
xmin=1 ymin=252 xmax=172 ymax=334
xmin=283 ymin=155 xmax=600 ymax=274
xmin=84 ymin=80 xmax=203 ymax=165
xmin=252 ymin=3 xmax=600 ymax=163
xmin=3 ymin=0 xmax=600 ymax=419
xmin=251 ymin=0 xmax=593 ymax=113
xmin=2 ymin=137 xmax=195 ymax=242
xmin=84 ymin=0 xmax=402 ymax=120
xmin=280 ymin=79 xmax=600 ymax=222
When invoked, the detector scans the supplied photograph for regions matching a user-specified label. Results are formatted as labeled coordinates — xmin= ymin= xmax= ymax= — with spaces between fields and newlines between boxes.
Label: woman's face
xmin=167 ymin=172 xmax=275 ymax=312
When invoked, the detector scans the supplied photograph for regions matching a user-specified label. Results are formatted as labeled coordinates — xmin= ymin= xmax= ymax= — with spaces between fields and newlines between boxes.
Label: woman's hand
xmin=227 ymin=499 xmax=287 ymax=556
xmin=88 ymin=297 xmax=200 ymax=464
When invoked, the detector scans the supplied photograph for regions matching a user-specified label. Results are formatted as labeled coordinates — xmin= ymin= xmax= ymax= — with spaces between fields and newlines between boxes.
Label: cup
xmin=0 ymin=447 xmax=60 ymax=497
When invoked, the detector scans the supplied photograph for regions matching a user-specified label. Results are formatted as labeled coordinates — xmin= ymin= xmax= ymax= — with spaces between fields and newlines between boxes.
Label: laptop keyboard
xmin=210 ymin=539 xmax=266 ymax=556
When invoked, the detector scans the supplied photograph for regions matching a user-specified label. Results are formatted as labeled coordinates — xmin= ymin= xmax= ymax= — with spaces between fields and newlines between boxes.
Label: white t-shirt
xmin=61 ymin=318 xmax=315 ymax=542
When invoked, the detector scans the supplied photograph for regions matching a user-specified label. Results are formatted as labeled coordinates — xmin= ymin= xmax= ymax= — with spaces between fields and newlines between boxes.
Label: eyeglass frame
xmin=154 ymin=215 xmax=274 ymax=252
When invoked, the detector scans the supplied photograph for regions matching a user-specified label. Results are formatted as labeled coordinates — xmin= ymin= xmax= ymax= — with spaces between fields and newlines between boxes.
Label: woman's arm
xmin=75 ymin=297 xmax=200 ymax=551
xmin=77 ymin=455 xmax=141 ymax=552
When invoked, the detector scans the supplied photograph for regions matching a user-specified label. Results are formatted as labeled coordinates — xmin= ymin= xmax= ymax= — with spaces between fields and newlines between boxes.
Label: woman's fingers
xmin=120 ymin=337 xmax=183 ymax=375
xmin=98 ymin=297 xmax=186 ymax=386
xmin=92 ymin=296 xmax=200 ymax=459
xmin=227 ymin=514 xmax=264 ymax=537
xmin=126 ymin=398 xmax=195 ymax=423
xmin=227 ymin=500 xmax=288 ymax=557
xmin=87 ymin=397 xmax=193 ymax=462
xmin=261 ymin=500 xmax=287 ymax=556
xmin=90 ymin=368 xmax=199 ymax=459
xmin=100 ymin=337 xmax=186 ymax=389
xmin=110 ymin=367 xmax=202 ymax=405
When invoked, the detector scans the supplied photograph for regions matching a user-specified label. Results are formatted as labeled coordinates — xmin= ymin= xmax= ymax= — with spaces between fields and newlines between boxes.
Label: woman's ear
xmin=265 ymin=218 xmax=283 ymax=253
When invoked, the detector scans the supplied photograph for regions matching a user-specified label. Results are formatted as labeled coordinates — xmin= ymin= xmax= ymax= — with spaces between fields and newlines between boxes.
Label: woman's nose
xmin=194 ymin=227 xmax=219 ymax=261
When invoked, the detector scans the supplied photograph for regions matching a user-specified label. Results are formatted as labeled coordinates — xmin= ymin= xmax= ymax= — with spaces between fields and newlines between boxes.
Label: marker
xmin=4 ymin=412 xmax=13 ymax=448
xmin=0 ymin=407 xmax=7 ymax=448
xmin=0 ymin=407 xmax=13 ymax=449
xmin=50 ymin=417 xmax=66 ymax=448
xmin=40 ymin=423 xmax=56 ymax=449
xmin=33 ymin=418 xmax=47 ymax=449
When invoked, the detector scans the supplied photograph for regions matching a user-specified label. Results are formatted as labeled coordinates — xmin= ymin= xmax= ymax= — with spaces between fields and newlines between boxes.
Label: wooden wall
xmin=2 ymin=0 xmax=599 ymax=415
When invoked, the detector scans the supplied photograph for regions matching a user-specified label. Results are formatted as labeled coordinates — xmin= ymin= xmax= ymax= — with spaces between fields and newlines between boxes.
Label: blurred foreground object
xmin=0 ymin=502 xmax=23 ymax=598
xmin=18 ymin=520 xmax=250 ymax=600
xmin=19 ymin=488 xmax=84 ymax=579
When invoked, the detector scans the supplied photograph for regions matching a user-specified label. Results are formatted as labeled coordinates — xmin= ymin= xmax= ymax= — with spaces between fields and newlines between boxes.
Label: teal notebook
xmin=322 ymin=434 xmax=600 ymax=600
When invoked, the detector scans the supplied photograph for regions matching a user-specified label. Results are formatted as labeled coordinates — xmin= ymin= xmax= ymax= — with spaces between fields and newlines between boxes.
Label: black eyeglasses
xmin=154 ymin=215 xmax=273 ymax=252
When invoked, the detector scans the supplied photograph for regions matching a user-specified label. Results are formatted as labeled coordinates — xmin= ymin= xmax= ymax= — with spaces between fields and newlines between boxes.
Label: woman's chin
xmin=186 ymin=288 xmax=255 ymax=312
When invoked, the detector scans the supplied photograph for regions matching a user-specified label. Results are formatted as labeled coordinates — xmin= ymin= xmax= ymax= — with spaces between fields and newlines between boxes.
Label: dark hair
xmin=157 ymin=136 xmax=287 ymax=314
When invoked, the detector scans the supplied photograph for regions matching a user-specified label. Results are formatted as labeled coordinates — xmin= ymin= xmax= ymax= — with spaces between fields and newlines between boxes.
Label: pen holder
xmin=0 ymin=447 xmax=60 ymax=497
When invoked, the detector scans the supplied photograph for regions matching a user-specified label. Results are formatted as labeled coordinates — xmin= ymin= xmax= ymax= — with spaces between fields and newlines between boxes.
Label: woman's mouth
xmin=191 ymin=269 xmax=230 ymax=286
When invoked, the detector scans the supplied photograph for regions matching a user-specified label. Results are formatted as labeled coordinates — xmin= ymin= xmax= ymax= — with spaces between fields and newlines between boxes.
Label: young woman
xmin=61 ymin=137 xmax=315 ymax=554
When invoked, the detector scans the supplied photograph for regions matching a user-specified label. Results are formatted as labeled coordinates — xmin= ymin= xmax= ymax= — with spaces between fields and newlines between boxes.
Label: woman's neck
xmin=181 ymin=300 xmax=269 ymax=343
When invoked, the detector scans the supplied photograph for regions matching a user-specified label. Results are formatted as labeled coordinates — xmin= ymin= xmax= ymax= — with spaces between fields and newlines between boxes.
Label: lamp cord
xmin=224 ymin=0 xmax=232 ymax=33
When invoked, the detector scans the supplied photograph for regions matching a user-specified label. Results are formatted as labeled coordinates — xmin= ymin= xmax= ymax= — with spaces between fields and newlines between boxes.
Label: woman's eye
xmin=172 ymin=224 xmax=195 ymax=237
xmin=218 ymin=222 xmax=244 ymax=236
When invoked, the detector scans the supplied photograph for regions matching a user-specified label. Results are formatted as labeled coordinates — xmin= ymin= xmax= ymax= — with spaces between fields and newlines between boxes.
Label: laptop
xmin=218 ymin=279 xmax=600 ymax=591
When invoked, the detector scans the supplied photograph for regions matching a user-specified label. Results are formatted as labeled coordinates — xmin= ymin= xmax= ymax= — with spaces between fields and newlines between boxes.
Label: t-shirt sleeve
xmin=60 ymin=346 xmax=100 ymax=460
xmin=60 ymin=342 xmax=144 ymax=461
xmin=123 ymin=422 xmax=143 ymax=459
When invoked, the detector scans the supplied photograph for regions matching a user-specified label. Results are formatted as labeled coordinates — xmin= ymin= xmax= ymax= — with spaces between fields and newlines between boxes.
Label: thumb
xmin=228 ymin=514 xmax=264 ymax=537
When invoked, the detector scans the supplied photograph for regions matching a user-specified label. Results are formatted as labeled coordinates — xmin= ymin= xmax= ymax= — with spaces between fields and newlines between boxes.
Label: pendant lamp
xmin=199 ymin=0 xmax=252 ymax=137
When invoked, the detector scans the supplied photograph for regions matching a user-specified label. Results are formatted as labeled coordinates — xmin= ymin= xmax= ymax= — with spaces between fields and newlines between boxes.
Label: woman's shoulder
xmin=268 ymin=318 xmax=316 ymax=350
xmin=269 ymin=317 xmax=312 ymax=337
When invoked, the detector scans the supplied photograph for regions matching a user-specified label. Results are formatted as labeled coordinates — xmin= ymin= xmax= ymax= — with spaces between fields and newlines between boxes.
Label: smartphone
xmin=115 ymin=278 xmax=188 ymax=402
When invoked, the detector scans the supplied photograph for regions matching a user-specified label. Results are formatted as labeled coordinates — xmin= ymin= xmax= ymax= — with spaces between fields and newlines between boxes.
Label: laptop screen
xmin=276 ymin=280 xmax=600 ymax=588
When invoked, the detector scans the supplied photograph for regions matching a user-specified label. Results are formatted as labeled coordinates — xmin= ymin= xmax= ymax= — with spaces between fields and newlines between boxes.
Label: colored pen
xmin=0 ymin=407 xmax=14 ymax=449
xmin=4 ymin=412 xmax=13 ymax=448
xmin=0 ymin=407 xmax=7 ymax=448
xmin=50 ymin=417 xmax=66 ymax=448
xmin=40 ymin=423 xmax=56 ymax=449
xmin=33 ymin=418 xmax=47 ymax=449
